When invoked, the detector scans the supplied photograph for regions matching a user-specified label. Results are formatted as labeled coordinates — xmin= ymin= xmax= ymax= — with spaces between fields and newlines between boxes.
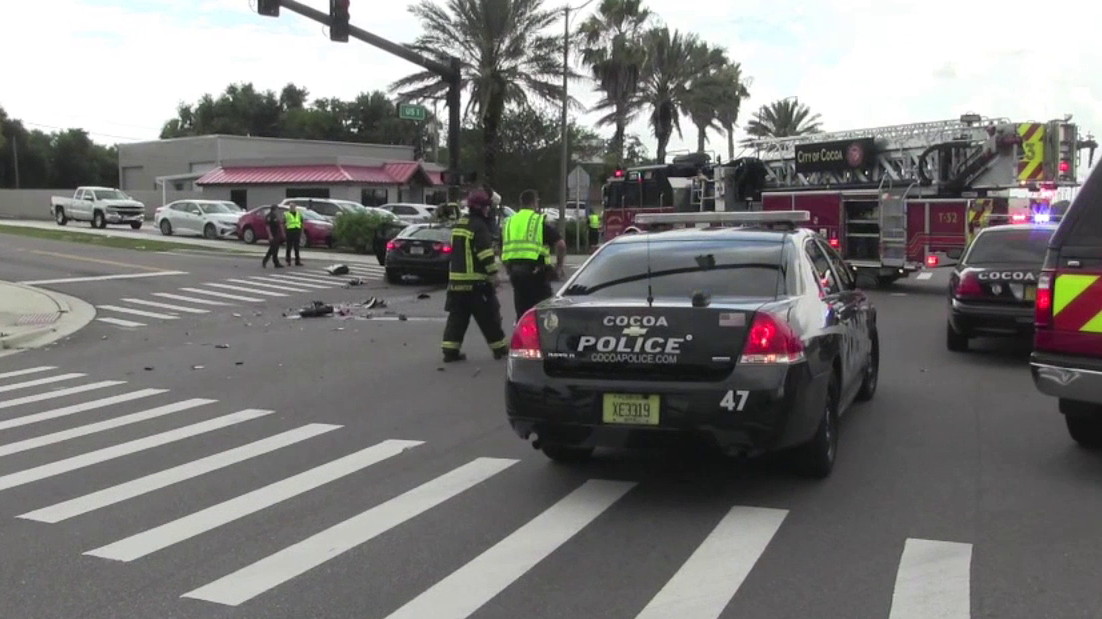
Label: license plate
xmin=410 ymin=246 xmax=424 ymax=255
xmin=602 ymin=393 xmax=659 ymax=426
xmin=1025 ymin=286 xmax=1035 ymax=301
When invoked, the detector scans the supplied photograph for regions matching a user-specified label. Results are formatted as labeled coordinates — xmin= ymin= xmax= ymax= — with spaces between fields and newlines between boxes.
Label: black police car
xmin=946 ymin=216 xmax=1058 ymax=352
xmin=504 ymin=211 xmax=879 ymax=478
xmin=384 ymin=223 xmax=454 ymax=284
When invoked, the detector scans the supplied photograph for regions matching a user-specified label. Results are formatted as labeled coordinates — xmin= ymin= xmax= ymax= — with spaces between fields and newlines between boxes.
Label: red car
xmin=236 ymin=205 xmax=335 ymax=248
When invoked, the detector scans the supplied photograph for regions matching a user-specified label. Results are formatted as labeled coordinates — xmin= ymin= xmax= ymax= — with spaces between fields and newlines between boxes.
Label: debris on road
xmin=298 ymin=301 xmax=334 ymax=318
xmin=215 ymin=344 xmax=230 ymax=349
xmin=325 ymin=264 xmax=350 ymax=276
xmin=417 ymin=293 xmax=431 ymax=300
xmin=191 ymin=365 xmax=204 ymax=370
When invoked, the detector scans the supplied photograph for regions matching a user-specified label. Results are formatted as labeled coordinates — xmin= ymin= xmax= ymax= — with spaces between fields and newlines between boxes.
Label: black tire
xmin=946 ymin=321 xmax=969 ymax=352
xmin=1061 ymin=399 xmax=1102 ymax=449
xmin=203 ymin=223 xmax=216 ymax=239
xmin=793 ymin=371 xmax=840 ymax=479
xmin=130 ymin=221 xmax=142 ymax=230
xmin=241 ymin=226 xmax=257 ymax=244
xmin=159 ymin=219 xmax=173 ymax=235
xmin=385 ymin=268 xmax=403 ymax=284
xmin=55 ymin=208 xmax=68 ymax=226
xmin=855 ymin=329 xmax=879 ymax=402
xmin=92 ymin=211 xmax=106 ymax=229
xmin=875 ymin=275 xmax=898 ymax=288
xmin=540 ymin=443 xmax=594 ymax=464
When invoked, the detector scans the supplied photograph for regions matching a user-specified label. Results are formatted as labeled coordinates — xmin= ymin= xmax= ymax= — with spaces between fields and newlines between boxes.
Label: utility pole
xmin=255 ymin=0 xmax=464 ymax=203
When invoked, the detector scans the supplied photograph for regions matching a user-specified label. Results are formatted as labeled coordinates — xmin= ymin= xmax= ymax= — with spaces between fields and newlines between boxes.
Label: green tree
xmin=0 ymin=105 xmax=118 ymax=189
xmin=683 ymin=43 xmax=729 ymax=154
xmin=390 ymin=0 xmax=576 ymax=191
xmin=743 ymin=98 xmax=823 ymax=144
xmin=577 ymin=0 xmax=653 ymax=165
xmin=713 ymin=63 xmax=752 ymax=160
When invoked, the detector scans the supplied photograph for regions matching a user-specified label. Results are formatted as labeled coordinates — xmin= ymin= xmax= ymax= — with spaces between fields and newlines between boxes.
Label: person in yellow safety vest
xmin=440 ymin=190 xmax=509 ymax=363
xmin=283 ymin=204 xmax=304 ymax=267
xmin=501 ymin=189 xmax=566 ymax=320
xmin=588 ymin=209 xmax=601 ymax=250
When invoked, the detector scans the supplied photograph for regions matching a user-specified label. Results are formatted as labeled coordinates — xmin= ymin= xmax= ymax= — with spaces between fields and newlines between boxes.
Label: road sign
xmin=398 ymin=103 xmax=427 ymax=121
xmin=567 ymin=165 xmax=590 ymax=190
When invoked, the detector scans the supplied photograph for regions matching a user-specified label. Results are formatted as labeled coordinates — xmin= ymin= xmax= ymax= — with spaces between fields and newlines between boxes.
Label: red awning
xmin=196 ymin=163 xmax=437 ymax=186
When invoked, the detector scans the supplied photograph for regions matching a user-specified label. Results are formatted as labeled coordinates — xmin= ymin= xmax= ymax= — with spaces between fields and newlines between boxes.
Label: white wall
xmin=0 ymin=188 xmax=203 ymax=220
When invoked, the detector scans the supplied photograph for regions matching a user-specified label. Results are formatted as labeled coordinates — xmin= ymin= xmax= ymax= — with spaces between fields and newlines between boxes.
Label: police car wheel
xmin=946 ymin=321 xmax=969 ymax=352
xmin=1062 ymin=400 xmax=1102 ymax=449
xmin=385 ymin=268 xmax=403 ymax=284
xmin=855 ymin=329 xmax=879 ymax=402
xmin=540 ymin=443 xmax=594 ymax=464
xmin=794 ymin=372 xmax=840 ymax=479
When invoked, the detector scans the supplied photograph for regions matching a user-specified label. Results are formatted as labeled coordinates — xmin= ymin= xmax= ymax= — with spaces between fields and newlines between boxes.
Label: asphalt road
xmin=0 ymin=238 xmax=1099 ymax=619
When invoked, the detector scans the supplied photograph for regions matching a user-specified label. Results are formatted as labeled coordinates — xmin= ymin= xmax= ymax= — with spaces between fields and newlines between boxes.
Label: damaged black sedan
xmin=504 ymin=211 xmax=879 ymax=478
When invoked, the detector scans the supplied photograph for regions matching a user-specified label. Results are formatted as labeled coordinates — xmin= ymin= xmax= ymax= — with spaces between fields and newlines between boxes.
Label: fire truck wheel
xmin=875 ymin=275 xmax=898 ymax=288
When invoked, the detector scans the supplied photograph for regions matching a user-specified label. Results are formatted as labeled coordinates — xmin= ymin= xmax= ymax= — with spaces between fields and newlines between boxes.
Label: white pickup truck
xmin=51 ymin=186 xmax=147 ymax=229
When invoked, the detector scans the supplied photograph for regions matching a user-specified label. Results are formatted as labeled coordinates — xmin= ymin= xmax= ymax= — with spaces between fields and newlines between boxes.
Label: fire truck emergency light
xmin=829 ymin=238 xmax=840 ymax=248
xmin=613 ymin=169 xmax=624 ymax=178
xmin=926 ymin=255 xmax=939 ymax=268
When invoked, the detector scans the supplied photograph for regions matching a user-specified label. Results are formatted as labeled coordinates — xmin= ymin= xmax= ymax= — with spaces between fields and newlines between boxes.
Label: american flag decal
xmin=718 ymin=312 xmax=745 ymax=327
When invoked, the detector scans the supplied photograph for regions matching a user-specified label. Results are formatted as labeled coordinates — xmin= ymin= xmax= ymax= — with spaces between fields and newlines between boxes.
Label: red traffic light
xmin=1059 ymin=160 xmax=1070 ymax=173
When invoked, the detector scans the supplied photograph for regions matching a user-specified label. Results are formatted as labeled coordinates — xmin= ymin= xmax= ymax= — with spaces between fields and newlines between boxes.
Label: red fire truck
xmin=601 ymin=115 xmax=1090 ymax=286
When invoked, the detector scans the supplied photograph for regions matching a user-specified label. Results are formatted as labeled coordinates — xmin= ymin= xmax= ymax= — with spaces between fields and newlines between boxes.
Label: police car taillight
xmin=953 ymin=273 xmax=983 ymax=297
xmin=1035 ymin=270 xmax=1054 ymax=328
xmin=740 ymin=312 xmax=805 ymax=364
xmin=509 ymin=309 xmax=542 ymax=359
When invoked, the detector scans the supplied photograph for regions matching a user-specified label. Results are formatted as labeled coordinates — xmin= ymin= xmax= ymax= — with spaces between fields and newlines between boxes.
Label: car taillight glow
xmin=953 ymin=272 xmax=983 ymax=297
xmin=926 ymin=255 xmax=939 ymax=267
xmin=740 ymin=312 xmax=805 ymax=364
xmin=1035 ymin=270 xmax=1054 ymax=327
xmin=433 ymin=242 xmax=453 ymax=253
xmin=509 ymin=309 xmax=542 ymax=359
xmin=386 ymin=240 xmax=402 ymax=251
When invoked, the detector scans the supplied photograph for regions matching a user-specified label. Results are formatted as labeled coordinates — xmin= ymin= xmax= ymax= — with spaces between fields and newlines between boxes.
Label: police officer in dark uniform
xmin=261 ymin=205 xmax=283 ymax=268
xmin=501 ymin=189 xmax=566 ymax=320
xmin=440 ymin=190 xmax=509 ymax=363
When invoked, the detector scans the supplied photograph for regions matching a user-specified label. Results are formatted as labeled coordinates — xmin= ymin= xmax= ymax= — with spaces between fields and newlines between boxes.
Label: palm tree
xmin=713 ymin=63 xmax=751 ymax=160
xmin=577 ymin=0 xmax=652 ymax=165
xmin=683 ymin=43 xmax=729 ymax=154
xmin=743 ymin=98 xmax=823 ymax=145
xmin=638 ymin=27 xmax=720 ymax=163
xmin=389 ymin=0 xmax=578 ymax=190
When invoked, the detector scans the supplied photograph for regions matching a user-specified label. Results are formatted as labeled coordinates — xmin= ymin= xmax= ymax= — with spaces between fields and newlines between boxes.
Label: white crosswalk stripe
xmin=203 ymin=282 xmax=287 ymax=297
xmin=119 ymin=298 xmax=209 ymax=314
xmin=0 ymin=366 xmax=979 ymax=617
xmin=96 ymin=305 xmax=179 ymax=320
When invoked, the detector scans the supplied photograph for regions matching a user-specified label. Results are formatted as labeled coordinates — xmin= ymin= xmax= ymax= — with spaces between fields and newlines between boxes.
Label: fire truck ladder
xmin=745 ymin=116 xmax=1012 ymax=190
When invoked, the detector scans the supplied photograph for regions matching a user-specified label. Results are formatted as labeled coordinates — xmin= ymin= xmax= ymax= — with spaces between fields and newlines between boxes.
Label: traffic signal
xmin=330 ymin=0 xmax=350 ymax=42
xmin=1056 ymin=123 xmax=1077 ymax=182
xmin=257 ymin=0 xmax=279 ymax=16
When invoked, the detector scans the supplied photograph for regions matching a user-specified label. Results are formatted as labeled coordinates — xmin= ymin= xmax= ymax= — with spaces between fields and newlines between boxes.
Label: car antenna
xmin=645 ymin=226 xmax=654 ymax=307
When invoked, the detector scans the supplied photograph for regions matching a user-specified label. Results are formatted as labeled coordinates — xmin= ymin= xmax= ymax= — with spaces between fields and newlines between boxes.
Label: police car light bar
xmin=632 ymin=210 xmax=812 ymax=226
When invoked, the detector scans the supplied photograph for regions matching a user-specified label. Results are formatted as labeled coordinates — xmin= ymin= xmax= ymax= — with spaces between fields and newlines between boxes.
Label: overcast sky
xmin=4 ymin=0 xmax=1101 ymax=175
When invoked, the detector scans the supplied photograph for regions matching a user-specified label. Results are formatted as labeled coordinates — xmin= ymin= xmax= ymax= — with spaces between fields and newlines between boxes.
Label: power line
xmin=15 ymin=121 xmax=151 ymax=142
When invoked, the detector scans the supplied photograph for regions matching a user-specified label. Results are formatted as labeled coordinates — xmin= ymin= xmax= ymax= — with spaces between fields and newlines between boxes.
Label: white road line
xmin=0 ymin=366 xmax=57 ymax=380
xmin=0 ymin=388 xmax=165 ymax=431
xmin=0 ymin=381 xmax=126 ymax=411
xmin=252 ymin=276 xmax=335 ymax=289
xmin=97 ymin=317 xmax=146 ymax=328
xmin=234 ymin=278 xmax=329 ymax=292
xmin=20 ymin=271 xmax=188 ymax=285
xmin=916 ymin=272 xmax=933 ymax=281
xmin=178 ymin=288 xmax=263 ymax=303
xmin=380 ymin=478 xmax=636 ymax=619
xmin=152 ymin=293 xmax=231 ymax=306
xmin=96 ymin=305 xmax=179 ymax=320
xmin=203 ymin=282 xmax=287 ymax=297
xmin=86 ymin=438 xmax=424 ymax=562
xmin=182 ymin=456 xmax=517 ymax=606
xmin=634 ymin=506 xmax=789 ymax=619
xmin=269 ymin=272 xmax=344 ymax=285
xmin=0 ymin=373 xmax=84 ymax=394
xmin=120 ymin=298 xmax=209 ymax=314
xmin=0 ymin=409 xmax=273 ymax=492
xmin=0 ymin=398 xmax=215 ymax=458
xmin=888 ymin=538 xmax=972 ymax=619
xmin=21 ymin=423 xmax=341 ymax=524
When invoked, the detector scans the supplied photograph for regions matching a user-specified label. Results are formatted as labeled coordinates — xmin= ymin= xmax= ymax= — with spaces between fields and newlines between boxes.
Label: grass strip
xmin=0 ymin=225 xmax=249 ymax=253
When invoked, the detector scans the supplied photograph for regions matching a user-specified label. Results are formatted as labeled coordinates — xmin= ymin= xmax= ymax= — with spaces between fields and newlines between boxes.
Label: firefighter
xmin=284 ymin=203 xmax=304 ymax=266
xmin=440 ymin=190 xmax=508 ymax=363
xmin=587 ymin=208 xmax=602 ymax=249
xmin=501 ymin=189 xmax=565 ymax=320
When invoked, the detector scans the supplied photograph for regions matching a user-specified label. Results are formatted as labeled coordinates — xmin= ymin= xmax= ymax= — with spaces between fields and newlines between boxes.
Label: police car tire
xmin=855 ymin=329 xmax=879 ymax=402
xmin=946 ymin=321 xmax=969 ymax=352
xmin=794 ymin=372 xmax=840 ymax=479
xmin=540 ymin=443 xmax=594 ymax=464
xmin=1065 ymin=416 xmax=1102 ymax=449
xmin=385 ymin=268 xmax=403 ymax=284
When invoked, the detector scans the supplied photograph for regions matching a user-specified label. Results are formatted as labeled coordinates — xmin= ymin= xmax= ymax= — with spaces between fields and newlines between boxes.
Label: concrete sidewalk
xmin=0 ymin=281 xmax=95 ymax=355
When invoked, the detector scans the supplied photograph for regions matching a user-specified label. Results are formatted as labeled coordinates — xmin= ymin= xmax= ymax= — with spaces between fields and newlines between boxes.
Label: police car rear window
xmin=563 ymin=239 xmax=784 ymax=299
xmin=966 ymin=229 xmax=1054 ymax=264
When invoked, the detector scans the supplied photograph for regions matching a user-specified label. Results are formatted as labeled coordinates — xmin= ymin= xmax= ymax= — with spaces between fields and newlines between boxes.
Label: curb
xmin=0 ymin=283 xmax=96 ymax=355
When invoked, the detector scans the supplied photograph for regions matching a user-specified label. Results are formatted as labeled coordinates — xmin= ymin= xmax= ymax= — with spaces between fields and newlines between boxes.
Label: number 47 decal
xmin=720 ymin=390 xmax=749 ymax=411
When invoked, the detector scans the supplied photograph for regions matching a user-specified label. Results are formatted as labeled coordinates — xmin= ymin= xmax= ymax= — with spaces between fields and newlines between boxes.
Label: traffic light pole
xmin=259 ymin=0 xmax=463 ymax=202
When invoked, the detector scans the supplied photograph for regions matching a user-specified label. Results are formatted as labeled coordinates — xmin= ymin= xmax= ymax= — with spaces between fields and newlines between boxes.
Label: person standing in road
xmin=440 ymin=190 xmax=508 ymax=363
xmin=284 ymin=203 xmax=304 ymax=266
xmin=262 ymin=205 xmax=284 ymax=268
xmin=500 ymin=189 xmax=565 ymax=320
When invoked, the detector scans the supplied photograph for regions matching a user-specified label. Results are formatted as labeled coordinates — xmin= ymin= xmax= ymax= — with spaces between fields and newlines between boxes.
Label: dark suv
xmin=1031 ymin=171 xmax=1102 ymax=448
